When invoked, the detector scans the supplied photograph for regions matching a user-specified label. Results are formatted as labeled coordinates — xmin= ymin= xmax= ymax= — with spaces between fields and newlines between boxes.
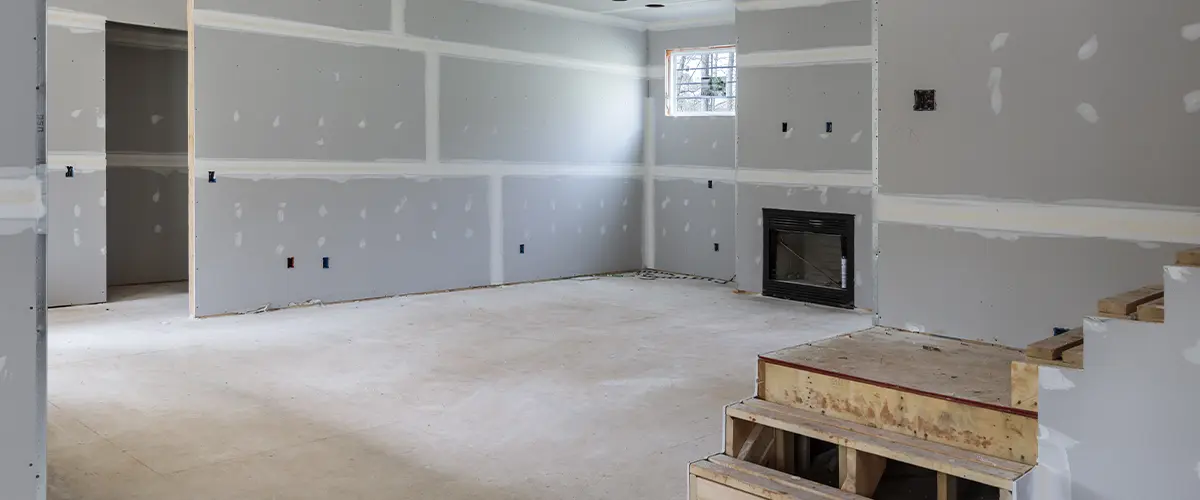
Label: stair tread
xmin=727 ymin=398 xmax=1031 ymax=489
xmin=691 ymin=454 xmax=868 ymax=500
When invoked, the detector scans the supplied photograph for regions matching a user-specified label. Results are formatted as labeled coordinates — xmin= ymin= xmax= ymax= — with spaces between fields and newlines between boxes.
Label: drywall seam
xmin=738 ymin=46 xmax=874 ymax=67
xmin=426 ymin=52 xmax=440 ymax=166
xmin=878 ymin=194 xmax=1200 ymax=244
xmin=737 ymin=169 xmax=873 ymax=187
xmin=489 ymin=175 xmax=504 ymax=284
xmin=648 ymin=16 xmax=736 ymax=32
xmin=391 ymin=0 xmax=406 ymax=34
xmin=870 ymin=0 xmax=880 ymax=325
xmin=193 ymin=159 xmax=645 ymax=178
xmin=47 ymin=8 xmax=107 ymax=32
xmin=466 ymin=0 xmax=646 ymax=31
xmin=191 ymin=9 xmax=648 ymax=78
xmin=648 ymin=65 xmax=665 ymax=80
xmin=654 ymin=165 xmax=737 ymax=181
xmin=46 ymin=152 xmax=107 ymax=172
xmin=643 ymin=96 xmax=656 ymax=269
xmin=737 ymin=0 xmax=864 ymax=12
xmin=107 ymin=26 xmax=187 ymax=51
xmin=107 ymin=152 xmax=188 ymax=168
xmin=0 ymin=177 xmax=47 ymax=221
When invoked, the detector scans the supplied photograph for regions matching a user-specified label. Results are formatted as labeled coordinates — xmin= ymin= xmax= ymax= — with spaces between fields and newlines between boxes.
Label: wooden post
xmin=773 ymin=429 xmax=794 ymax=474
xmin=737 ymin=424 xmax=775 ymax=465
xmin=839 ymin=446 xmax=887 ymax=496
xmin=937 ymin=472 xmax=959 ymax=500
xmin=999 ymin=489 xmax=1013 ymax=500
xmin=796 ymin=435 xmax=812 ymax=474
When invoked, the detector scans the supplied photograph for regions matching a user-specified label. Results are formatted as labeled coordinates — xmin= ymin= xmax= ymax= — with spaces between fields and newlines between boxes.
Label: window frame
xmin=665 ymin=45 xmax=737 ymax=118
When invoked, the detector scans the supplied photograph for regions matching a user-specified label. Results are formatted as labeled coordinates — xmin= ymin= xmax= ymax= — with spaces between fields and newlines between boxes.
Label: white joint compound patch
xmin=1137 ymin=241 xmax=1162 ymax=249
xmin=1078 ymin=35 xmax=1099 ymax=60
xmin=599 ymin=225 xmax=607 ymax=236
xmin=154 ymin=224 xmax=163 ymax=234
xmin=319 ymin=205 xmax=328 ymax=217
xmin=233 ymin=110 xmax=241 ymax=122
xmin=315 ymin=138 xmax=325 ymax=146
xmin=152 ymin=190 xmax=160 ymax=203
xmin=1168 ymin=266 xmax=1192 ymax=282
xmin=318 ymin=116 xmax=325 ymax=127
xmin=234 ymin=202 xmax=242 ymax=219
xmin=432 ymin=230 xmax=438 ymax=240
xmin=990 ymin=33 xmax=1009 ymax=52
xmin=0 ymin=356 xmax=5 ymax=376
xmin=1033 ymin=425 xmax=1078 ymax=499
xmin=1186 ymin=90 xmax=1200 ymax=114
xmin=1183 ymin=340 xmax=1200 ymax=365
xmin=710 ymin=228 xmax=717 ymax=238
xmin=1040 ymin=367 xmax=1076 ymax=391
xmin=683 ymin=199 xmax=689 ymax=207
xmin=431 ymin=201 xmax=439 ymax=211
xmin=151 ymin=114 xmax=164 ymax=125
xmin=1076 ymin=103 xmax=1099 ymax=123
xmin=73 ymin=204 xmax=81 ymax=218
xmin=465 ymin=196 xmax=474 ymax=212
xmin=905 ymin=323 xmax=927 ymax=333
xmin=683 ymin=222 xmax=690 ymax=232
xmin=100 ymin=246 xmax=106 ymax=256
xmin=359 ymin=120 xmax=367 ymax=129
xmin=235 ymin=232 xmax=243 ymax=247
xmin=660 ymin=197 xmax=670 ymax=209
xmin=71 ymin=109 xmax=82 ymax=118
xmin=273 ymin=116 xmax=281 ymax=128
xmin=317 ymin=236 xmax=326 ymax=248
xmin=465 ymin=228 xmax=475 ymax=239
xmin=819 ymin=133 xmax=830 ymax=140
xmin=334 ymin=72 xmax=341 ymax=82
xmin=360 ymin=208 xmax=367 ymax=220
xmin=988 ymin=67 xmax=1003 ymax=115
xmin=360 ymin=238 xmax=367 ymax=249
xmin=394 ymin=121 xmax=403 ymax=130
xmin=784 ymin=127 xmax=795 ymax=139
xmin=276 ymin=245 xmax=285 ymax=255
xmin=851 ymin=130 xmax=863 ymax=143
xmin=1186 ymin=23 xmax=1200 ymax=42
xmin=73 ymin=228 xmax=81 ymax=247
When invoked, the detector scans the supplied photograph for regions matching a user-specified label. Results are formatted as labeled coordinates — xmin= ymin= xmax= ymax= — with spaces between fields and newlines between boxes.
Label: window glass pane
xmin=669 ymin=48 xmax=737 ymax=115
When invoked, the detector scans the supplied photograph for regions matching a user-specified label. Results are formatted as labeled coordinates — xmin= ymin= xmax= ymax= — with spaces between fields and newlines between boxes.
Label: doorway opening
xmin=104 ymin=23 xmax=189 ymax=303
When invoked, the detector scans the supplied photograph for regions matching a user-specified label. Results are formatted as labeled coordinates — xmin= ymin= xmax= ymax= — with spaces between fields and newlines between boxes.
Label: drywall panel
xmin=735 ymin=184 xmax=874 ymax=310
xmin=877 ymin=223 xmax=1192 ymax=347
xmin=107 ymin=167 xmax=187 ymax=285
xmin=0 ymin=0 xmax=44 ymax=495
xmin=107 ymin=43 xmax=187 ymax=154
xmin=1036 ymin=265 xmax=1200 ymax=499
xmin=406 ymin=0 xmax=646 ymax=66
xmin=654 ymin=179 xmax=735 ymax=280
xmin=51 ymin=0 xmax=185 ymax=29
xmin=503 ymin=176 xmax=642 ymax=283
xmin=193 ymin=176 xmax=492 ymax=317
xmin=440 ymin=57 xmax=643 ymax=165
xmin=649 ymin=26 xmax=737 ymax=168
xmin=47 ymin=172 xmax=107 ymax=306
xmin=737 ymin=65 xmax=871 ymax=171
xmin=879 ymin=0 xmax=1200 ymax=205
xmin=737 ymin=1 xmax=871 ymax=53
xmin=193 ymin=28 xmax=425 ymax=162
xmin=47 ymin=25 xmax=105 ymax=153
xmin=197 ymin=0 xmax=391 ymax=31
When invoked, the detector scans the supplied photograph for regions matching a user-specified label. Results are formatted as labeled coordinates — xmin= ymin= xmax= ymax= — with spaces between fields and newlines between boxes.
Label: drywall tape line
xmin=47 ymin=8 xmax=107 ymax=33
xmin=193 ymin=159 xmax=645 ymax=179
xmin=46 ymin=152 xmax=107 ymax=172
xmin=107 ymin=152 xmax=187 ymax=169
xmin=737 ymin=0 xmax=864 ymax=12
xmin=0 ymin=177 xmax=47 ymax=222
xmin=739 ymin=46 xmax=874 ymax=68
xmin=191 ymin=10 xmax=647 ymax=78
xmin=878 ymin=194 xmax=1200 ymax=245
xmin=737 ymin=169 xmax=872 ymax=188
xmin=466 ymin=0 xmax=645 ymax=31
xmin=653 ymin=165 xmax=737 ymax=182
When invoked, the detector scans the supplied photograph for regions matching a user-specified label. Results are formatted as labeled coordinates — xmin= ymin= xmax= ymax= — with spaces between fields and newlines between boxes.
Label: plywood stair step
xmin=726 ymin=398 xmax=1031 ymax=491
xmin=1023 ymin=327 xmax=1084 ymax=368
xmin=1178 ymin=247 xmax=1200 ymax=267
xmin=690 ymin=454 xmax=868 ymax=500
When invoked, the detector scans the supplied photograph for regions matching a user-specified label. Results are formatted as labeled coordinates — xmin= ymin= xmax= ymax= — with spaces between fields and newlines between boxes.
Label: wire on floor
xmin=618 ymin=269 xmax=735 ymax=285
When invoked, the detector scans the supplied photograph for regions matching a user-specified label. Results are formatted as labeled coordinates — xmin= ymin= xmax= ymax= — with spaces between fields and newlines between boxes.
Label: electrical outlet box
xmin=914 ymin=89 xmax=937 ymax=111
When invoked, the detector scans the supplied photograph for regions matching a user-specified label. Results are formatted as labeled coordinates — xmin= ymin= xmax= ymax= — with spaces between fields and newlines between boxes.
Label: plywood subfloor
xmin=760 ymin=327 xmax=1024 ymax=408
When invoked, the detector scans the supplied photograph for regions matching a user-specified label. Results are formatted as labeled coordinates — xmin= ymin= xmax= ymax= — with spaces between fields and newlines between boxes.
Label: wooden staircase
xmin=689 ymin=328 xmax=1033 ymax=500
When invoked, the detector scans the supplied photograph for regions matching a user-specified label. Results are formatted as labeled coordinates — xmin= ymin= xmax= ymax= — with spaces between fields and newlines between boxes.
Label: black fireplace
xmin=762 ymin=209 xmax=855 ymax=308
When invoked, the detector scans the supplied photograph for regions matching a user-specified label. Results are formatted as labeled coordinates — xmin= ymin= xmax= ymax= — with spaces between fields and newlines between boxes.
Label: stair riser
xmin=758 ymin=361 xmax=1038 ymax=465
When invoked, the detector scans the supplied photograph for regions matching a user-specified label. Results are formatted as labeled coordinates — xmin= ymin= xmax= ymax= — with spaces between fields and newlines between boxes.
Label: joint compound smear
xmin=1184 ymin=23 xmax=1200 ymax=42
xmin=1078 ymin=35 xmax=1099 ymax=60
xmin=1186 ymin=90 xmax=1200 ymax=114
xmin=988 ymin=68 xmax=1003 ymax=115
xmin=990 ymin=33 xmax=1009 ymax=52
xmin=1076 ymin=103 xmax=1099 ymax=123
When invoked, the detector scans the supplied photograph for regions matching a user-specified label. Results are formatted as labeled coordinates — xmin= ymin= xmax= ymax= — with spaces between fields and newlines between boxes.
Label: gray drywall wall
xmin=737 ymin=64 xmax=872 ymax=171
xmin=107 ymin=40 xmax=188 ymax=286
xmin=736 ymin=0 xmax=871 ymax=53
xmin=406 ymin=0 xmax=646 ymax=66
xmin=877 ymin=223 xmax=1192 ymax=346
xmin=440 ymin=57 xmax=643 ymax=165
xmin=0 ymin=0 xmax=46 ymax=495
xmin=655 ymin=179 xmax=736 ymax=280
xmin=878 ymin=0 xmax=1200 ymax=205
xmin=47 ymin=24 xmax=107 ymax=307
xmin=503 ymin=176 xmax=643 ymax=283
xmin=199 ymin=0 xmax=391 ymax=31
xmin=875 ymin=0 xmax=1200 ymax=347
xmin=649 ymin=26 xmax=737 ymax=168
xmin=192 ymin=1 xmax=646 ymax=316
xmin=193 ymin=28 xmax=426 ymax=162
xmin=50 ymin=0 xmax=185 ymax=30
xmin=1031 ymin=266 xmax=1200 ymax=499
xmin=736 ymin=185 xmax=874 ymax=310
xmin=193 ymin=176 xmax=493 ymax=316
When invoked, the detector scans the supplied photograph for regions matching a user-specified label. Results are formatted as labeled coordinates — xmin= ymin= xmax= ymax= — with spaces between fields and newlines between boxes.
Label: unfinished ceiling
xmin=527 ymin=0 xmax=733 ymax=23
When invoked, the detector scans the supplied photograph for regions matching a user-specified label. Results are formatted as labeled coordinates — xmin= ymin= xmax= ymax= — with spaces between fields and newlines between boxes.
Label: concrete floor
xmin=47 ymin=276 xmax=871 ymax=499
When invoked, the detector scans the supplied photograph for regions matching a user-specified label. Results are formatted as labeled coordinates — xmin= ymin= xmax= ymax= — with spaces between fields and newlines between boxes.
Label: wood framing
xmin=1137 ymin=297 xmax=1165 ymax=323
xmin=1025 ymin=327 xmax=1083 ymax=361
xmin=838 ymin=447 xmax=886 ymax=496
xmin=1060 ymin=345 xmax=1084 ymax=367
xmin=937 ymin=473 xmax=959 ymax=500
xmin=1097 ymin=284 xmax=1163 ymax=317
xmin=1178 ymin=248 xmax=1200 ymax=266
xmin=1009 ymin=360 xmax=1039 ymax=412
xmin=689 ymin=455 xmax=866 ymax=500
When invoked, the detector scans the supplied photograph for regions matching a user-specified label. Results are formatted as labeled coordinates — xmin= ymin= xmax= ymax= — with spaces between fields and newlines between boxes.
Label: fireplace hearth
xmin=762 ymin=208 xmax=855 ymax=308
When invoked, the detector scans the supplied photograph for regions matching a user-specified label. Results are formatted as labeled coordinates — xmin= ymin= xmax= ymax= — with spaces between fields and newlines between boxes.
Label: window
xmin=666 ymin=46 xmax=736 ymax=117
